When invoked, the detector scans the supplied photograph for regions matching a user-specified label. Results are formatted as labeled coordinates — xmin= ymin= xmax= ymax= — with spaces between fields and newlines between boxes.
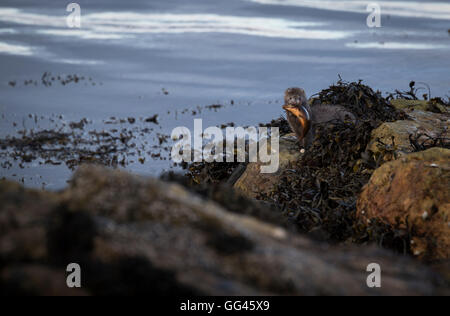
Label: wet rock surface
xmin=1 ymin=165 xmax=447 ymax=295
xmin=368 ymin=108 xmax=449 ymax=161
xmin=357 ymin=148 xmax=450 ymax=262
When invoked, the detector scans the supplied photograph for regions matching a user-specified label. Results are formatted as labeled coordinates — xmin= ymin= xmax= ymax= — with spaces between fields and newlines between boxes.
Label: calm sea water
xmin=0 ymin=0 xmax=449 ymax=189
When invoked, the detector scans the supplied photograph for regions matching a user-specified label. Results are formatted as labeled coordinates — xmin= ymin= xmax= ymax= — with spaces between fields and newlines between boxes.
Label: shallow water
xmin=0 ymin=0 xmax=449 ymax=189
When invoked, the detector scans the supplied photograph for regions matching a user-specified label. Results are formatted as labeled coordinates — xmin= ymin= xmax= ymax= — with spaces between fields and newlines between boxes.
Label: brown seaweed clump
xmin=311 ymin=76 xmax=406 ymax=122
xmin=186 ymin=160 xmax=242 ymax=185
xmin=262 ymin=120 xmax=377 ymax=242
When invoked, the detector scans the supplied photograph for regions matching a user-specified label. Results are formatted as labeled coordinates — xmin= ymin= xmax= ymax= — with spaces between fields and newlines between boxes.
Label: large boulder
xmin=1 ymin=165 xmax=447 ymax=295
xmin=357 ymin=148 xmax=450 ymax=262
xmin=234 ymin=133 xmax=301 ymax=199
xmin=367 ymin=107 xmax=449 ymax=161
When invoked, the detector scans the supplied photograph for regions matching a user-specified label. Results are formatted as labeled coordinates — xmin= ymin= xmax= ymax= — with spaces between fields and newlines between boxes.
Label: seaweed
xmin=187 ymin=161 xmax=242 ymax=185
xmin=311 ymin=76 xmax=405 ymax=122
xmin=259 ymin=116 xmax=291 ymax=136
xmin=409 ymin=132 xmax=450 ymax=152
xmin=145 ymin=114 xmax=159 ymax=124
xmin=0 ymin=117 xmax=171 ymax=173
xmin=388 ymin=81 xmax=423 ymax=100
xmin=7 ymin=72 xmax=101 ymax=88
xmin=265 ymin=120 xmax=375 ymax=241
xmin=387 ymin=81 xmax=450 ymax=113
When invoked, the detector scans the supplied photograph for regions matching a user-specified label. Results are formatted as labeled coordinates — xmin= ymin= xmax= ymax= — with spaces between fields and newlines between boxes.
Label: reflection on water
xmin=37 ymin=29 xmax=125 ymax=40
xmin=0 ymin=28 xmax=17 ymax=34
xmin=247 ymin=0 xmax=450 ymax=20
xmin=57 ymin=58 xmax=105 ymax=65
xmin=0 ymin=41 xmax=34 ymax=56
xmin=0 ymin=8 xmax=353 ymax=52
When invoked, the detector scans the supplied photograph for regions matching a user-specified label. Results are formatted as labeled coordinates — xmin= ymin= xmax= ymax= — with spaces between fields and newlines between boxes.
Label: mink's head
xmin=284 ymin=87 xmax=307 ymax=108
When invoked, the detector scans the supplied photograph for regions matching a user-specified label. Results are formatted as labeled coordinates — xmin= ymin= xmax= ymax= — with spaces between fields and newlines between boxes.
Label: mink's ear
xmin=284 ymin=88 xmax=293 ymax=104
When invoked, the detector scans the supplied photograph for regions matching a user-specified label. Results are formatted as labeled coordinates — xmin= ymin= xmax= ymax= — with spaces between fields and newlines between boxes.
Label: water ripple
xmin=0 ymin=8 xmax=353 ymax=45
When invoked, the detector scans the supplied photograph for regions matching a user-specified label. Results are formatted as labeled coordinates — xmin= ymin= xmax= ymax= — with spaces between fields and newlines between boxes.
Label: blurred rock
xmin=0 ymin=165 xmax=448 ymax=295
xmin=357 ymin=148 xmax=450 ymax=262
xmin=234 ymin=133 xmax=301 ymax=199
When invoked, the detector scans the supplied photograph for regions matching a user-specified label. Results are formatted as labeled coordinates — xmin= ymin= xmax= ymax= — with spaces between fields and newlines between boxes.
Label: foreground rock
xmin=234 ymin=133 xmax=300 ymax=199
xmin=357 ymin=148 xmax=450 ymax=262
xmin=368 ymin=107 xmax=449 ymax=161
xmin=1 ymin=165 xmax=448 ymax=295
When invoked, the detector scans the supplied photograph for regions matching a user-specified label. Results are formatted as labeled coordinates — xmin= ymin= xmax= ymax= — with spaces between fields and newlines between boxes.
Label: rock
xmin=0 ymin=165 xmax=448 ymax=295
xmin=357 ymin=148 xmax=450 ymax=262
xmin=390 ymin=99 xmax=448 ymax=113
xmin=390 ymin=99 xmax=448 ymax=114
xmin=367 ymin=108 xmax=449 ymax=161
xmin=234 ymin=133 xmax=301 ymax=199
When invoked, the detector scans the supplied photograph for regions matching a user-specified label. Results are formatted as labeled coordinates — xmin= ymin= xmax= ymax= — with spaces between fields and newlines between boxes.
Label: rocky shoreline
xmin=232 ymin=103 xmax=449 ymax=262
xmin=1 ymin=80 xmax=449 ymax=295
xmin=0 ymin=165 xmax=448 ymax=295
